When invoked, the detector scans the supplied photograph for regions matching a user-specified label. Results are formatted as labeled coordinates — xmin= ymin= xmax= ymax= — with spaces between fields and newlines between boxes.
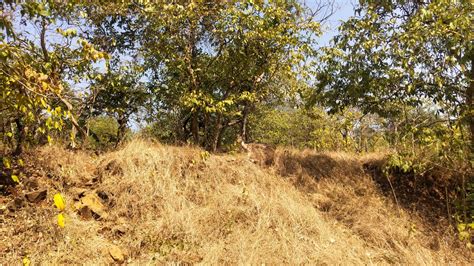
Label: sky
xmin=316 ymin=0 xmax=356 ymax=46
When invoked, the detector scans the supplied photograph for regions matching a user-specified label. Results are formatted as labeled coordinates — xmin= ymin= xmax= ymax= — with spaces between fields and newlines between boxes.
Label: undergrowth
xmin=382 ymin=131 xmax=473 ymax=247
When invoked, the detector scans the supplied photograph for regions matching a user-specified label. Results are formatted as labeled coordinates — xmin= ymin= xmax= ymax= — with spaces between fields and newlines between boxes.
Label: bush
xmin=248 ymin=105 xmax=388 ymax=152
xmin=87 ymin=116 xmax=120 ymax=150
xmin=383 ymin=123 xmax=473 ymax=247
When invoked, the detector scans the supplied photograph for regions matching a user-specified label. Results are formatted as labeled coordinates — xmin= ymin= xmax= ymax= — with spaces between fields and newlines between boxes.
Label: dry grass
xmin=1 ymin=139 xmax=471 ymax=264
xmin=271 ymin=148 xmax=470 ymax=264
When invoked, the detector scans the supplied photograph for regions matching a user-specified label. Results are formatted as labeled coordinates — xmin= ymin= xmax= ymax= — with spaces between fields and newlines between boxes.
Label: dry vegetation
xmin=1 ymin=139 xmax=472 ymax=264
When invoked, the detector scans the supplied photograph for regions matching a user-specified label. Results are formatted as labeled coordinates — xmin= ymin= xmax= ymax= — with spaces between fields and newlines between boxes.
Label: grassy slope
xmin=1 ymin=140 xmax=471 ymax=264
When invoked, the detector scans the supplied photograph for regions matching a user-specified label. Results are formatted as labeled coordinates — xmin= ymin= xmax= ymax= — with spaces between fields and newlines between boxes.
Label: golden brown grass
xmin=1 ymin=139 xmax=471 ymax=264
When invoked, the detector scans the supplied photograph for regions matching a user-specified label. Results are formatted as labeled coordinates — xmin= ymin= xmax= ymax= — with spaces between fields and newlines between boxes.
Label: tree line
xmin=0 ymin=0 xmax=472 ymax=156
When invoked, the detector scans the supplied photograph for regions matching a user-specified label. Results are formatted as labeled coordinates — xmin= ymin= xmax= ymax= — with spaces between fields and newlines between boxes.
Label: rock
xmin=75 ymin=193 xmax=108 ymax=220
xmin=109 ymin=245 xmax=125 ymax=263
xmin=24 ymin=179 xmax=39 ymax=190
xmin=77 ymin=205 xmax=93 ymax=220
xmin=96 ymin=190 xmax=109 ymax=203
xmin=70 ymin=188 xmax=87 ymax=200
xmin=7 ymin=197 xmax=25 ymax=212
xmin=97 ymin=226 xmax=111 ymax=234
xmin=112 ymin=225 xmax=127 ymax=236
xmin=25 ymin=189 xmax=47 ymax=203
xmin=103 ymin=160 xmax=123 ymax=176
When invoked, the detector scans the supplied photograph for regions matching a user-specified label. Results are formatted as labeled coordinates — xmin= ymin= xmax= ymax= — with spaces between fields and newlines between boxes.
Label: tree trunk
xmin=217 ymin=125 xmax=226 ymax=151
xmin=203 ymin=112 xmax=209 ymax=147
xmin=191 ymin=112 xmax=199 ymax=144
xmin=115 ymin=116 xmax=127 ymax=148
xmin=240 ymin=103 xmax=250 ymax=143
xmin=185 ymin=22 xmax=200 ymax=146
xmin=210 ymin=113 xmax=223 ymax=152
xmin=468 ymin=57 xmax=474 ymax=152
xmin=341 ymin=128 xmax=348 ymax=150
xmin=13 ymin=117 xmax=25 ymax=155
xmin=70 ymin=125 xmax=77 ymax=149
xmin=59 ymin=95 xmax=86 ymax=149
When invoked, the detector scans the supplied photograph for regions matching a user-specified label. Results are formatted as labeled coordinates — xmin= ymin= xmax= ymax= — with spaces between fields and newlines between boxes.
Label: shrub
xmin=86 ymin=116 xmax=121 ymax=150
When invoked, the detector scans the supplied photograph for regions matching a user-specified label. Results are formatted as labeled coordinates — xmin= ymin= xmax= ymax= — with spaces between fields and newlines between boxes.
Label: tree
xmin=316 ymin=0 xmax=473 ymax=148
xmin=87 ymin=116 xmax=121 ymax=150
xmin=84 ymin=0 xmax=333 ymax=151
xmin=90 ymin=63 xmax=148 ymax=147
xmin=1 ymin=0 xmax=107 ymax=181
xmin=0 ymin=1 xmax=108 ymax=148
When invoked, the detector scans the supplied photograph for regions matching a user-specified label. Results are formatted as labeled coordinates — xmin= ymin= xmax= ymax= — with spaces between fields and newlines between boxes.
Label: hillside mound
xmin=1 ymin=140 xmax=471 ymax=264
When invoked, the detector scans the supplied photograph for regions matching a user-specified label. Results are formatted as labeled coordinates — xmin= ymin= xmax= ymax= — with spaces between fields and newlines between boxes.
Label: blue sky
xmin=317 ymin=0 xmax=356 ymax=46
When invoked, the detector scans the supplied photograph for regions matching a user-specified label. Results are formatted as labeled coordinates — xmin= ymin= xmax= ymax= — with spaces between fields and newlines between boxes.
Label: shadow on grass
xmin=363 ymin=159 xmax=462 ymax=227
xmin=269 ymin=149 xmax=460 ymax=229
